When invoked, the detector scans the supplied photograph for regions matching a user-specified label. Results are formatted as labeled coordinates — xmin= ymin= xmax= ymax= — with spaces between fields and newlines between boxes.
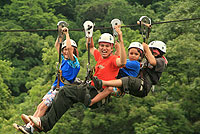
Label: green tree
xmin=0 ymin=60 xmax=13 ymax=123
xmin=0 ymin=32 xmax=46 ymax=95
xmin=181 ymin=78 xmax=200 ymax=129
xmin=150 ymin=0 xmax=200 ymax=42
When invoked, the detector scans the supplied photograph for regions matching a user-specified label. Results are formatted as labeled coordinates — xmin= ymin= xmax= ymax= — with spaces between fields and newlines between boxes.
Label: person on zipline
xmin=14 ymin=27 xmax=80 ymax=134
xmin=89 ymin=41 xmax=144 ymax=106
xmin=27 ymin=25 xmax=126 ymax=133
xmin=92 ymin=41 xmax=168 ymax=98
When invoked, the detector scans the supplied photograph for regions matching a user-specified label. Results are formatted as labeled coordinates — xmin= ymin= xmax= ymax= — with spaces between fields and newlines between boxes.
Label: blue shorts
xmin=42 ymin=86 xmax=60 ymax=107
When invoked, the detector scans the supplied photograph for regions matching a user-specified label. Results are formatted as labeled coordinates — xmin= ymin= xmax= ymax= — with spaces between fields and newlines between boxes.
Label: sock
xmin=30 ymin=125 xmax=34 ymax=133
xmin=26 ymin=122 xmax=35 ymax=132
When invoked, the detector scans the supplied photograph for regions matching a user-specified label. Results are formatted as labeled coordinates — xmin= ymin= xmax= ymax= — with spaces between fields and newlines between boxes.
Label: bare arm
xmin=115 ymin=25 xmax=127 ymax=67
xmin=114 ymin=41 xmax=120 ymax=56
xmin=55 ymin=37 xmax=62 ymax=53
xmin=86 ymin=37 xmax=97 ymax=56
xmin=63 ymin=27 xmax=75 ymax=61
xmin=142 ymin=42 xmax=156 ymax=66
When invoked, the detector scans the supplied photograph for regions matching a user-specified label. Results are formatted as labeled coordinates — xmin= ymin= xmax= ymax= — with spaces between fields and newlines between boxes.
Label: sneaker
xmin=29 ymin=116 xmax=43 ymax=131
xmin=92 ymin=76 xmax=102 ymax=90
xmin=13 ymin=123 xmax=20 ymax=130
xmin=21 ymin=114 xmax=30 ymax=124
xmin=19 ymin=125 xmax=33 ymax=134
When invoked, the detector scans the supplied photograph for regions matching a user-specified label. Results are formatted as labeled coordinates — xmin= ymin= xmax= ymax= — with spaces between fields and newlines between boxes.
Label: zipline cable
xmin=0 ymin=17 xmax=199 ymax=32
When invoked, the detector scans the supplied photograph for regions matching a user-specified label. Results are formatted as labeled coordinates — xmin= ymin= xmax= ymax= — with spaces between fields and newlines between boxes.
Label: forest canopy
xmin=0 ymin=0 xmax=200 ymax=133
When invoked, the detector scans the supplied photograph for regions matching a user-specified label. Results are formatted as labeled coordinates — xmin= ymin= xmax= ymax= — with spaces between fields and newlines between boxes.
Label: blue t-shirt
xmin=117 ymin=59 xmax=140 ymax=78
xmin=52 ymin=54 xmax=80 ymax=87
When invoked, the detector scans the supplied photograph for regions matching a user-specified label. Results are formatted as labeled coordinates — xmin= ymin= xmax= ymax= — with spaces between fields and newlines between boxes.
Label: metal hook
xmin=111 ymin=18 xmax=121 ymax=37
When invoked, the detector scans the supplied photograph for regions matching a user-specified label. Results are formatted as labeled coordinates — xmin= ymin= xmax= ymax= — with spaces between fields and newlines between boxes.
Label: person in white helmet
xmin=15 ymin=27 xmax=80 ymax=134
xmin=83 ymin=24 xmax=127 ymax=104
xmin=89 ymin=42 xmax=144 ymax=106
xmin=25 ymin=25 xmax=126 ymax=133
xmin=92 ymin=41 xmax=167 ymax=98
xmin=88 ymin=25 xmax=126 ymax=87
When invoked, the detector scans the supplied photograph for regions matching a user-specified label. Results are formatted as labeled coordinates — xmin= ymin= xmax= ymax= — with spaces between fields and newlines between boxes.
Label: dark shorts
xmin=121 ymin=76 xmax=152 ymax=97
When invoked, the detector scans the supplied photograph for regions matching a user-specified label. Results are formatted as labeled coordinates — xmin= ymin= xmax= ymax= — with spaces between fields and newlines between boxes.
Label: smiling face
xmin=128 ymin=48 xmax=140 ymax=61
xmin=98 ymin=42 xmax=113 ymax=59
xmin=151 ymin=48 xmax=160 ymax=57
xmin=62 ymin=47 xmax=69 ymax=59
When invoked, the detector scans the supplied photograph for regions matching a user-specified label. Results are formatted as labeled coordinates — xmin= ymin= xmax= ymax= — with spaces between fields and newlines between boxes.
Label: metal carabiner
xmin=111 ymin=18 xmax=121 ymax=38
xmin=57 ymin=21 xmax=68 ymax=38
xmin=137 ymin=16 xmax=151 ymax=43
xmin=83 ymin=21 xmax=95 ymax=38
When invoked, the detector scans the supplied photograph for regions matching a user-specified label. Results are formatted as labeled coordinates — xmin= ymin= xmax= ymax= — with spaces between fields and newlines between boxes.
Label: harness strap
xmin=139 ymin=79 xmax=144 ymax=91
xmin=58 ymin=71 xmax=78 ymax=86
xmin=61 ymin=76 xmax=70 ymax=84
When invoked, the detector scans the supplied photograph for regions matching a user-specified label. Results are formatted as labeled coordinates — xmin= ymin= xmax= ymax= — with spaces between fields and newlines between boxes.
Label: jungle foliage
xmin=0 ymin=0 xmax=199 ymax=133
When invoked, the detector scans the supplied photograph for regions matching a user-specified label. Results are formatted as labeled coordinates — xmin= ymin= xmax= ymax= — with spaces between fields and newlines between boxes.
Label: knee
xmin=106 ymin=87 xmax=113 ymax=93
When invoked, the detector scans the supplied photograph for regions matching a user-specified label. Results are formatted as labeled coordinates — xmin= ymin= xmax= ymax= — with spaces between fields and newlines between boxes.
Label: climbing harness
xmin=83 ymin=20 xmax=95 ymax=85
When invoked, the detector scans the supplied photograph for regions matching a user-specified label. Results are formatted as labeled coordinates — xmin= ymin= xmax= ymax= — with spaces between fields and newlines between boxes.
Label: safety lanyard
xmin=83 ymin=21 xmax=94 ymax=84
xmin=56 ymin=21 xmax=68 ymax=90
xmin=137 ymin=16 xmax=151 ymax=43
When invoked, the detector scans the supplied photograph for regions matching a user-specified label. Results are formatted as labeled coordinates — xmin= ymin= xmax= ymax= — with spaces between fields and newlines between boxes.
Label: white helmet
xmin=98 ymin=33 xmax=114 ymax=44
xmin=128 ymin=42 xmax=143 ymax=52
xmin=149 ymin=41 xmax=166 ymax=53
xmin=62 ymin=39 xmax=77 ymax=49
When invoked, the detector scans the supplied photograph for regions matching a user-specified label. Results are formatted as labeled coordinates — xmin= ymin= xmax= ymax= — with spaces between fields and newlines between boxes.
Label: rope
xmin=152 ymin=17 xmax=200 ymax=25
xmin=0 ymin=17 xmax=199 ymax=32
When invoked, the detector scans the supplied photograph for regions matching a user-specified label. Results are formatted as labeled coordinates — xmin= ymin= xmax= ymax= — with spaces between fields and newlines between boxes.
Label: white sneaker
xmin=19 ymin=125 xmax=33 ymax=134
xmin=29 ymin=116 xmax=43 ymax=131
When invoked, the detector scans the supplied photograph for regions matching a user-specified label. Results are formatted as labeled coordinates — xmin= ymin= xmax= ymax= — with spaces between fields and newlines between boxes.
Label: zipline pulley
xmin=111 ymin=19 xmax=121 ymax=38
xmin=137 ymin=16 xmax=151 ymax=43
xmin=83 ymin=21 xmax=95 ymax=84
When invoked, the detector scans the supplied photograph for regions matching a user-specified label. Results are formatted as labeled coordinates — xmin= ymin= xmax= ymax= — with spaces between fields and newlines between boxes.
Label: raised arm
xmin=114 ymin=41 xmax=120 ymax=56
xmin=115 ymin=25 xmax=126 ymax=67
xmin=142 ymin=42 xmax=156 ymax=66
xmin=63 ymin=27 xmax=75 ymax=61
xmin=55 ymin=36 xmax=62 ymax=53
xmin=86 ymin=37 xmax=97 ymax=56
